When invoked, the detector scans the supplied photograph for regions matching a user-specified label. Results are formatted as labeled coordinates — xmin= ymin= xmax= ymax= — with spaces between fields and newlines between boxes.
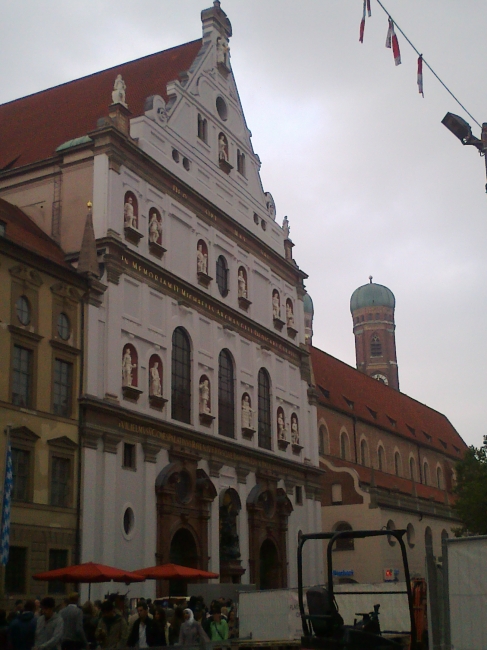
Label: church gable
xmin=131 ymin=2 xmax=278 ymax=233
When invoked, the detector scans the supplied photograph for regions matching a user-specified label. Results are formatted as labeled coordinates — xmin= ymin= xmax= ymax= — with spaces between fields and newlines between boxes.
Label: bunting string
xmin=359 ymin=0 xmax=481 ymax=128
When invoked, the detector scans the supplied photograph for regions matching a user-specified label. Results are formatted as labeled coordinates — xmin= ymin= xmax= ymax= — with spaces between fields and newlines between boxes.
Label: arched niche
xmin=199 ymin=374 xmax=214 ymax=426
xmin=219 ymin=488 xmax=244 ymax=583
xmin=196 ymin=239 xmax=211 ymax=287
xmin=155 ymin=456 xmax=216 ymax=597
xmin=148 ymin=354 xmax=165 ymax=410
xmin=247 ymin=482 xmax=293 ymax=589
xmin=122 ymin=344 xmax=142 ymax=402
xmin=148 ymin=207 xmax=165 ymax=258
xmin=276 ymin=407 xmax=288 ymax=451
xmin=124 ymin=191 xmax=138 ymax=229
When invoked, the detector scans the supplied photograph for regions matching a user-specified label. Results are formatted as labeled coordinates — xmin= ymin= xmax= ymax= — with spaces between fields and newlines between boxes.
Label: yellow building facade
xmin=0 ymin=198 xmax=88 ymax=606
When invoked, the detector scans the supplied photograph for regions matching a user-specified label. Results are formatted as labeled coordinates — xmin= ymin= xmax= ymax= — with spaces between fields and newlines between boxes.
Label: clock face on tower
xmin=372 ymin=373 xmax=389 ymax=385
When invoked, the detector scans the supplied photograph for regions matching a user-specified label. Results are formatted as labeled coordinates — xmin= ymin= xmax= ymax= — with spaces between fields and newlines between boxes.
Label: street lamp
xmin=442 ymin=112 xmax=487 ymax=191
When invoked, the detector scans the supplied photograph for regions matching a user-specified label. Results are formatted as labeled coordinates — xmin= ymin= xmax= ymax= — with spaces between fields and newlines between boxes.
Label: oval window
xmin=57 ymin=313 xmax=70 ymax=340
xmin=16 ymin=295 xmax=31 ymax=325
xmin=216 ymin=96 xmax=228 ymax=121
xmin=123 ymin=507 xmax=134 ymax=536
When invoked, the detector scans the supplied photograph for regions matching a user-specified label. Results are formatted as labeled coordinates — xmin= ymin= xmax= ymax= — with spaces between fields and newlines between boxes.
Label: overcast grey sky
xmin=2 ymin=1 xmax=486 ymax=446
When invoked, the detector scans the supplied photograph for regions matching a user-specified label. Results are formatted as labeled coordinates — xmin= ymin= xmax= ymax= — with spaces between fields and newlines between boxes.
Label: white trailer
xmin=238 ymin=584 xmax=411 ymax=642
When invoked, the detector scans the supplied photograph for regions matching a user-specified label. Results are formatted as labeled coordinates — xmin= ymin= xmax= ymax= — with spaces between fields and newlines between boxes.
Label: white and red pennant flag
xmin=359 ymin=0 xmax=371 ymax=43
xmin=385 ymin=17 xmax=401 ymax=65
xmin=417 ymin=55 xmax=424 ymax=97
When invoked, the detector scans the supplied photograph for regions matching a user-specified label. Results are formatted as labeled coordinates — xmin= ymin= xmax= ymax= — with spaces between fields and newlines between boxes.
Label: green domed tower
xmin=350 ymin=277 xmax=399 ymax=390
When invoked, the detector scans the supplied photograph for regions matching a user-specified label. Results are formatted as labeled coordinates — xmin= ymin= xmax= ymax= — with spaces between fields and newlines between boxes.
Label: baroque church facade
xmin=0 ymin=2 xmax=323 ymax=599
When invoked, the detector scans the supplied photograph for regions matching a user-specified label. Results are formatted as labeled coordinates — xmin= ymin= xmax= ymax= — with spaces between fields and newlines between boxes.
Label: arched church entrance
xmin=259 ymin=538 xmax=279 ymax=589
xmin=169 ymin=528 xmax=198 ymax=596
xmin=155 ymin=450 xmax=217 ymax=597
xmin=247 ymin=477 xmax=293 ymax=589
xmin=219 ymin=488 xmax=245 ymax=583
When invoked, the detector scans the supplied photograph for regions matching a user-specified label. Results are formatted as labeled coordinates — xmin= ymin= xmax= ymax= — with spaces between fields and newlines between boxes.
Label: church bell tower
xmin=350 ymin=277 xmax=399 ymax=390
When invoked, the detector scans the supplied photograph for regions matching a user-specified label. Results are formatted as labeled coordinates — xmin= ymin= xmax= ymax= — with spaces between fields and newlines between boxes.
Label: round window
xmin=216 ymin=96 xmax=228 ymax=121
xmin=57 ymin=313 xmax=70 ymax=340
xmin=123 ymin=507 xmax=135 ymax=536
xmin=16 ymin=296 xmax=31 ymax=325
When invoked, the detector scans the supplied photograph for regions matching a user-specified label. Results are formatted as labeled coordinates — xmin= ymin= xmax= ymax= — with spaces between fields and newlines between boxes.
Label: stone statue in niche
xmin=199 ymin=377 xmax=211 ymax=414
xmin=241 ymin=394 xmax=254 ymax=429
xmin=122 ymin=348 xmax=136 ymax=387
xmin=265 ymin=192 xmax=276 ymax=219
xmin=291 ymin=414 xmax=299 ymax=445
xmin=286 ymin=301 xmax=295 ymax=327
xmin=216 ymin=37 xmax=230 ymax=68
xmin=219 ymin=491 xmax=240 ymax=562
xmin=124 ymin=196 xmax=137 ymax=229
xmin=277 ymin=410 xmax=286 ymax=440
xmin=282 ymin=216 xmax=290 ymax=239
xmin=218 ymin=134 xmax=229 ymax=162
xmin=112 ymin=74 xmax=127 ymax=107
xmin=272 ymin=291 xmax=281 ymax=319
xmin=197 ymin=243 xmax=208 ymax=274
xmin=149 ymin=361 xmax=162 ymax=397
xmin=149 ymin=212 xmax=162 ymax=244
xmin=238 ymin=269 xmax=247 ymax=299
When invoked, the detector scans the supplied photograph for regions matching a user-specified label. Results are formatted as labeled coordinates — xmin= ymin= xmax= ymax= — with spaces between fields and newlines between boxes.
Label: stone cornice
xmin=80 ymin=394 xmax=324 ymax=483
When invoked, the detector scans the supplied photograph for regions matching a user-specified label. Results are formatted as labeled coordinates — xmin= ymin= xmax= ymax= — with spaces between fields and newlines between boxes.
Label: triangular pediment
xmin=47 ymin=435 xmax=78 ymax=450
xmin=10 ymin=426 xmax=40 ymax=444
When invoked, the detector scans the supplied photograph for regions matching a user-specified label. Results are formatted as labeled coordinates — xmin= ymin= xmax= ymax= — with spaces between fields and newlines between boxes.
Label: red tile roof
xmin=0 ymin=198 xmax=69 ymax=266
xmin=311 ymin=346 xmax=467 ymax=460
xmin=0 ymin=40 xmax=202 ymax=171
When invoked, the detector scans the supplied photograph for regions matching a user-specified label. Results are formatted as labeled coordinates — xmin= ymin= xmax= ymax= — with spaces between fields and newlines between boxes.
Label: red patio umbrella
xmin=134 ymin=563 xmax=219 ymax=580
xmin=33 ymin=561 xmax=146 ymax=599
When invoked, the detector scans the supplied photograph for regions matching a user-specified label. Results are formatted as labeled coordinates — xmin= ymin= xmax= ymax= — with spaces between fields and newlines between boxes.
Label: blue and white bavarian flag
xmin=0 ymin=437 xmax=13 ymax=565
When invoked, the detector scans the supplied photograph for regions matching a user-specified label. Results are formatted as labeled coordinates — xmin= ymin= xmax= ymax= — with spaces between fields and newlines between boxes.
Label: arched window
xmin=423 ymin=461 xmax=430 ymax=486
xmin=319 ymin=425 xmax=328 ymax=456
xmin=216 ymin=255 xmax=229 ymax=297
xmin=370 ymin=334 xmax=382 ymax=357
xmin=436 ymin=466 xmax=443 ymax=489
xmin=197 ymin=113 xmax=208 ymax=142
xmin=360 ymin=439 xmax=369 ymax=466
xmin=218 ymin=349 xmax=234 ymax=438
xmin=425 ymin=526 xmax=433 ymax=550
xmin=258 ymin=368 xmax=271 ymax=450
xmin=237 ymin=149 xmax=246 ymax=175
xmin=409 ymin=457 xmax=416 ymax=481
xmin=171 ymin=327 xmax=191 ymax=423
xmin=333 ymin=522 xmax=354 ymax=551
xmin=407 ymin=523 xmax=416 ymax=548
xmin=394 ymin=451 xmax=402 ymax=477
xmin=340 ymin=432 xmax=349 ymax=460
xmin=378 ymin=445 xmax=386 ymax=472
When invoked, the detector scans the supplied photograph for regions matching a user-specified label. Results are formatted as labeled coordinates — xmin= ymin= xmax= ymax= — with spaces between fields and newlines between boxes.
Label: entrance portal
xmin=169 ymin=528 xmax=198 ymax=596
xmin=259 ymin=539 xmax=279 ymax=590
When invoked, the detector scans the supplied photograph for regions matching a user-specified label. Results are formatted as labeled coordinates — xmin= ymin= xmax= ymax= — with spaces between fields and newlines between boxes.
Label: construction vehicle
xmin=298 ymin=529 xmax=418 ymax=650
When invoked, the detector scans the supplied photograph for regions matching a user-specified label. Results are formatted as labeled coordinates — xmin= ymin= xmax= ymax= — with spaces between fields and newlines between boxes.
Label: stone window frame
xmin=318 ymin=421 xmax=329 ymax=456
xmin=122 ymin=442 xmax=137 ymax=471
xmin=4 ymin=544 xmax=29 ymax=595
xmin=47 ymin=547 xmax=70 ymax=595
xmin=50 ymin=343 xmax=79 ymax=419
xmin=10 ymin=426 xmax=39 ymax=503
xmin=47 ymin=436 xmax=77 ymax=509
xmin=9 ymin=330 xmax=41 ymax=410
xmin=50 ymin=282 xmax=81 ymax=350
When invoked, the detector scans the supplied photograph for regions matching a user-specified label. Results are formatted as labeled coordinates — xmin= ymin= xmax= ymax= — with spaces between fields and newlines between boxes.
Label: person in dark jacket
xmin=0 ymin=608 xmax=9 ymax=649
xmin=9 ymin=600 xmax=37 ymax=650
xmin=127 ymin=603 xmax=156 ymax=648
xmin=150 ymin=608 xmax=168 ymax=647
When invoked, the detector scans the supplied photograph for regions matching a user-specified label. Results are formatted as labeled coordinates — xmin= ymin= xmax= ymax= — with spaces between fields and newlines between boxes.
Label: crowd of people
xmin=0 ymin=591 xmax=239 ymax=649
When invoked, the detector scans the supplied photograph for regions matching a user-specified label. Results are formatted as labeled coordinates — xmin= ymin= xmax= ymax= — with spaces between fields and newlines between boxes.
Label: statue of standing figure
xmin=286 ymin=301 xmax=295 ymax=327
xmin=241 ymin=394 xmax=254 ymax=429
xmin=216 ymin=37 xmax=230 ymax=68
xmin=272 ymin=291 xmax=281 ymax=319
xmin=199 ymin=378 xmax=211 ymax=414
xmin=238 ymin=269 xmax=247 ymax=299
xmin=122 ymin=348 xmax=136 ymax=387
xmin=291 ymin=414 xmax=299 ymax=445
xmin=112 ymin=74 xmax=127 ymax=107
xmin=218 ymin=134 xmax=228 ymax=162
xmin=124 ymin=196 xmax=137 ymax=229
xmin=149 ymin=212 xmax=162 ymax=244
xmin=149 ymin=362 xmax=162 ymax=397
xmin=277 ymin=410 xmax=286 ymax=440
xmin=197 ymin=243 xmax=208 ymax=274
xmin=282 ymin=216 xmax=290 ymax=239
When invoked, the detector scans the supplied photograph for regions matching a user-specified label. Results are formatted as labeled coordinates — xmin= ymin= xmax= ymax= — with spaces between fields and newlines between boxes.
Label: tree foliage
xmin=453 ymin=445 xmax=487 ymax=535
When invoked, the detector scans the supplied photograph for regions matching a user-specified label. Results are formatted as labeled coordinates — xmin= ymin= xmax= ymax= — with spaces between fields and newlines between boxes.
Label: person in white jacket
xmin=33 ymin=597 xmax=64 ymax=650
